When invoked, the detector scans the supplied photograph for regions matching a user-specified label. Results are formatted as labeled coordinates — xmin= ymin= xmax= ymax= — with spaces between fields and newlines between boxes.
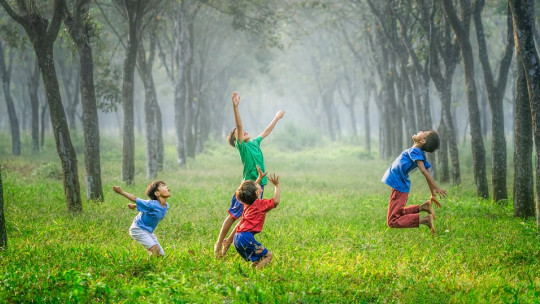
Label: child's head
xmin=236 ymin=180 xmax=262 ymax=205
xmin=413 ymin=130 xmax=440 ymax=152
xmin=227 ymin=128 xmax=250 ymax=147
xmin=146 ymin=180 xmax=169 ymax=200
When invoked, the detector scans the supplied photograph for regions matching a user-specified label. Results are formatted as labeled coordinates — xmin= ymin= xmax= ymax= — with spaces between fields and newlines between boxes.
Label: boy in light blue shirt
xmin=113 ymin=181 xmax=170 ymax=256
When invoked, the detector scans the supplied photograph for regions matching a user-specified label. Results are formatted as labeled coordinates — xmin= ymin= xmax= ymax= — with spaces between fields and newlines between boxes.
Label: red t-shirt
xmin=236 ymin=198 xmax=276 ymax=234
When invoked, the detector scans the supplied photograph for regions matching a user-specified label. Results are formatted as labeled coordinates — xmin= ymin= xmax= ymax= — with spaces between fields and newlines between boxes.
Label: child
xmin=234 ymin=168 xmax=280 ymax=269
xmin=214 ymin=91 xmax=285 ymax=257
xmin=381 ymin=130 xmax=447 ymax=235
xmin=113 ymin=181 xmax=171 ymax=256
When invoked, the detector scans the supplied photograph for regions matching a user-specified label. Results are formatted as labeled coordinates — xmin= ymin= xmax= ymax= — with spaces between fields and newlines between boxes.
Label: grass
xmin=0 ymin=132 xmax=538 ymax=303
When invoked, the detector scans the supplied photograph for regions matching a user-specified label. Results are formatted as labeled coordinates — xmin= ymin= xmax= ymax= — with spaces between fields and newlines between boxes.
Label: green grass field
xmin=0 ymin=132 xmax=538 ymax=303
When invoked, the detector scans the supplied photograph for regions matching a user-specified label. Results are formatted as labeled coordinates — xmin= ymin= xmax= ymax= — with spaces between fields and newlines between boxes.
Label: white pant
xmin=129 ymin=222 xmax=165 ymax=256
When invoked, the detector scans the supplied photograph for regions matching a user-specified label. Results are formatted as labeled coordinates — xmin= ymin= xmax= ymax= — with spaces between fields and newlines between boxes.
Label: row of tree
xmin=347 ymin=0 xmax=539 ymax=224
xmin=0 ymin=0 xmax=538 ymax=232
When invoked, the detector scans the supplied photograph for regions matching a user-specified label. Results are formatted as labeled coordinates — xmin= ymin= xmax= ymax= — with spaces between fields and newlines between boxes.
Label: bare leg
xmin=148 ymin=244 xmax=163 ymax=257
xmin=419 ymin=200 xmax=436 ymax=219
xmin=419 ymin=214 xmax=435 ymax=236
xmin=251 ymin=251 xmax=273 ymax=269
xmin=215 ymin=215 xmax=237 ymax=258
xmin=221 ymin=231 xmax=235 ymax=257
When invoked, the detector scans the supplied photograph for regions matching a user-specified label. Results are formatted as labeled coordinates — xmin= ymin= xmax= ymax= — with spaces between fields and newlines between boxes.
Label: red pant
xmin=387 ymin=189 xmax=419 ymax=228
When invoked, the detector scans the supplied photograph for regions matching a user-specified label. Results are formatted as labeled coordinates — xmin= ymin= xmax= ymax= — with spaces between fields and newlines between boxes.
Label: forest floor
xmin=0 ymin=133 xmax=538 ymax=303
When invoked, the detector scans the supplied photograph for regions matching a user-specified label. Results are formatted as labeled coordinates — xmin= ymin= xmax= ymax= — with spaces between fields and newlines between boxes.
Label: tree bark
xmin=508 ymin=0 xmax=540 ymax=226
xmin=0 ymin=167 xmax=6 ymax=250
xmin=513 ymin=56 xmax=534 ymax=217
xmin=28 ymin=59 xmax=40 ymax=153
xmin=0 ymin=41 xmax=20 ymax=155
xmin=443 ymin=0 xmax=489 ymax=198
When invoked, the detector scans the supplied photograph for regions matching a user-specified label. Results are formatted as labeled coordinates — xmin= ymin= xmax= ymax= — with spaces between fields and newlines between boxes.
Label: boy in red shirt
xmin=234 ymin=168 xmax=280 ymax=269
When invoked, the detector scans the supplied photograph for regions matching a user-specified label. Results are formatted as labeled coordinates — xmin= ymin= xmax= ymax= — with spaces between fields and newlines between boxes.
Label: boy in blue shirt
xmin=113 ymin=181 xmax=170 ymax=256
xmin=381 ymin=130 xmax=447 ymax=235
xmin=214 ymin=91 xmax=285 ymax=258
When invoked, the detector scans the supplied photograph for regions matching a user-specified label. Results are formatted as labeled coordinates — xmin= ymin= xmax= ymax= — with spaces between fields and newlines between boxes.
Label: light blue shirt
xmin=133 ymin=198 xmax=169 ymax=233
xmin=381 ymin=147 xmax=431 ymax=193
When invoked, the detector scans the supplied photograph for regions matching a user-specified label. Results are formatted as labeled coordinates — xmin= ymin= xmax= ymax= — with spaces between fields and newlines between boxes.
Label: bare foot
xmin=426 ymin=214 xmax=435 ymax=236
xmin=221 ymin=239 xmax=233 ymax=257
xmin=214 ymin=242 xmax=222 ymax=258
xmin=421 ymin=200 xmax=436 ymax=219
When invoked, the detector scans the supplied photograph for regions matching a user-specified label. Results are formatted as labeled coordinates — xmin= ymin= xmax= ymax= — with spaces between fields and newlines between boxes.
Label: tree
xmin=442 ymin=0 xmax=489 ymax=198
xmin=0 ymin=0 xmax=83 ymax=212
xmin=0 ymin=40 xmax=20 ymax=155
xmin=513 ymin=56 xmax=534 ymax=218
xmin=473 ymin=0 xmax=513 ymax=203
xmin=0 ymin=166 xmax=6 ymax=250
xmin=26 ymin=57 xmax=40 ymax=153
xmin=63 ymin=0 xmax=104 ymax=201
xmin=418 ymin=0 xmax=462 ymax=185
xmin=137 ymin=10 xmax=163 ymax=179
xmin=508 ymin=0 xmax=540 ymax=226
xmin=117 ymin=0 xmax=147 ymax=184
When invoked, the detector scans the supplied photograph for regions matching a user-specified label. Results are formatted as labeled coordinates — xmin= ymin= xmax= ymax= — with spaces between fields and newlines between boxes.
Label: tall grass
xmin=0 ymin=132 xmax=538 ymax=303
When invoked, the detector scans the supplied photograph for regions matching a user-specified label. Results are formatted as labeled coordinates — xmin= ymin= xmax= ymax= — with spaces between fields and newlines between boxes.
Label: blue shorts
xmin=233 ymin=231 xmax=268 ymax=262
xmin=228 ymin=185 xmax=265 ymax=219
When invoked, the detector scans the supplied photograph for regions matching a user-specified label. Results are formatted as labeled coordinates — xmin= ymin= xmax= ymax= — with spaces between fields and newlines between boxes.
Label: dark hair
xmin=146 ymin=180 xmax=165 ymax=200
xmin=236 ymin=180 xmax=259 ymax=205
xmin=421 ymin=130 xmax=440 ymax=152
xmin=227 ymin=128 xmax=237 ymax=147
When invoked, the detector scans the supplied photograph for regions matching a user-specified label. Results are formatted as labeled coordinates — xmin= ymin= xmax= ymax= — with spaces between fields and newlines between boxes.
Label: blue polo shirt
xmin=133 ymin=198 xmax=169 ymax=233
xmin=381 ymin=147 xmax=431 ymax=193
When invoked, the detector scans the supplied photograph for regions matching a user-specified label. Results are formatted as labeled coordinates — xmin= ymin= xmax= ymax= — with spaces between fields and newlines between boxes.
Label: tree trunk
xmin=137 ymin=43 xmax=159 ymax=179
xmin=443 ymin=0 xmax=489 ymax=198
xmin=513 ymin=57 xmax=534 ymax=217
xmin=62 ymin=0 xmax=104 ymax=201
xmin=437 ymin=113 xmax=450 ymax=183
xmin=364 ymin=84 xmax=371 ymax=155
xmin=121 ymin=0 xmax=144 ymax=184
xmin=155 ymin=106 xmax=164 ymax=171
xmin=36 ymin=46 xmax=83 ymax=212
xmin=508 ymin=0 xmax=540 ymax=226
xmin=28 ymin=60 xmax=40 ymax=153
xmin=473 ymin=0 xmax=513 ymax=203
xmin=0 ymin=167 xmax=6 ymax=250
xmin=79 ymin=42 xmax=103 ymax=201
xmin=0 ymin=41 xmax=20 ymax=155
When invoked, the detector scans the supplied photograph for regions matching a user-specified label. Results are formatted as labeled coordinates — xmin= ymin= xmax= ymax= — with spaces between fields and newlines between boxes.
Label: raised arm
xmin=232 ymin=91 xmax=244 ymax=145
xmin=259 ymin=110 xmax=285 ymax=139
xmin=416 ymin=160 xmax=447 ymax=207
xmin=267 ymin=173 xmax=280 ymax=206
xmin=113 ymin=186 xmax=137 ymax=203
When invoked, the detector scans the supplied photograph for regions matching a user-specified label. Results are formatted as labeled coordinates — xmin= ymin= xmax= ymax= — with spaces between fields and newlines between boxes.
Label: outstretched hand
xmin=112 ymin=186 xmax=122 ymax=194
xmin=431 ymin=188 xmax=447 ymax=208
xmin=268 ymin=173 xmax=279 ymax=186
xmin=275 ymin=110 xmax=285 ymax=119
xmin=256 ymin=165 xmax=267 ymax=181
xmin=232 ymin=91 xmax=240 ymax=107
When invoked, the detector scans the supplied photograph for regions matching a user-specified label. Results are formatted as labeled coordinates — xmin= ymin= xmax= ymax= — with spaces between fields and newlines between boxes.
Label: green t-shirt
xmin=236 ymin=136 xmax=267 ymax=185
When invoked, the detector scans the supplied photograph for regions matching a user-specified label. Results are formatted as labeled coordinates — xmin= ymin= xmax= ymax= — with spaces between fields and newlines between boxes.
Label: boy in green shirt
xmin=214 ymin=91 xmax=284 ymax=258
